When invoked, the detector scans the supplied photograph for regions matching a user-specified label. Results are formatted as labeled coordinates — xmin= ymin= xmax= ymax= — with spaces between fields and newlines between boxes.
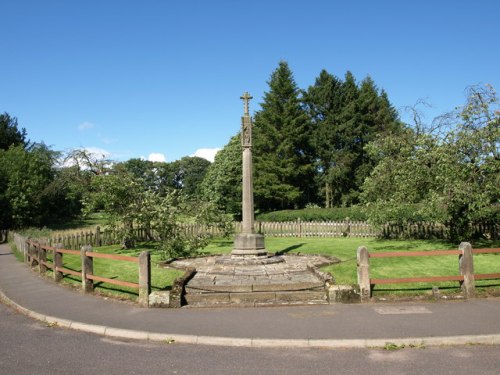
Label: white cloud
xmin=78 ymin=121 xmax=95 ymax=131
xmin=148 ymin=153 xmax=167 ymax=162
xmin=191 ymin=148 xmax=221 ymax=162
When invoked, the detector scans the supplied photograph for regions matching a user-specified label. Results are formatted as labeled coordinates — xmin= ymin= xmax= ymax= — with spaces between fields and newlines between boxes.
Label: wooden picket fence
xmin=14 ymin=220 xmax=497 ymax=251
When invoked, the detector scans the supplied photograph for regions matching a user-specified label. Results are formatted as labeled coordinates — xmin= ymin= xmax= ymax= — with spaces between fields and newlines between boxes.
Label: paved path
xmin=1 ymin=243 xmax=499 ymax=348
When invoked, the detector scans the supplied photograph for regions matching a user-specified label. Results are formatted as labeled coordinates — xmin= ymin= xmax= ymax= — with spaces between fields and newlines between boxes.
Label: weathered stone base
xmin=231 ymin=233 xmax=267 ymax=257
xmin=185 ymin=290 xmax=328 ymax=307
xmin=169 ymin=254 xmax=338 ymax=307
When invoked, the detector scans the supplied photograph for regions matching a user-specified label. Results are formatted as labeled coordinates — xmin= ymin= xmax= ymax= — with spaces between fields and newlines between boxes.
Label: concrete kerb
xmin=1 ymin=288 xmax=500 ymax=348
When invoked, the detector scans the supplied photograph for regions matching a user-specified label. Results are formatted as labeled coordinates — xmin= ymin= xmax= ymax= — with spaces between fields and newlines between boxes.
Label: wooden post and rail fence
xmin=13 ymin=233 xmax=151 ymax=307
xmin=356 ymin=243 xmax=500 ymax=302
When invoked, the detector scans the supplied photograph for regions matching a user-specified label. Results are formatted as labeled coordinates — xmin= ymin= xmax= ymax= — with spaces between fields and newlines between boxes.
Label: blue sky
xmin=1 ymin=0 xmax=499 ymax=162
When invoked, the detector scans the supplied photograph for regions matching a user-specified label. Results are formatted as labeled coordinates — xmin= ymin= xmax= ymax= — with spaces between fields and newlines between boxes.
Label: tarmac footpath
xmin=1 ymin=243 xmax=499 ymax=348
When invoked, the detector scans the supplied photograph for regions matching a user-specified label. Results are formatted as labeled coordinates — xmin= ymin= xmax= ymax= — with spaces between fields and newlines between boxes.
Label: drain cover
xmin=374 ymin=306 xmax=432 ymax=315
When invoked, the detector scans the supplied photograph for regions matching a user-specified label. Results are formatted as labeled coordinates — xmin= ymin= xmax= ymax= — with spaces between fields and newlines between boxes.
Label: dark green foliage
xmin=0 ymin=118 xmax=87 ymax=229
xmin=304 ymin=71 xmax=403 ymax=208
xmin=0 ymin=143 xmax=80 ymax=228
xmin=202 ymin=62 xmax=403 ymax=215
xmin=253 ymin=61 xmax=316 ymax=210
xmin=361 ymin=84 xmax=499 ymax=241
xmin=0 ymin=112 xmax=28 ymax=150
xmin=170 ymin=156 xmax=211 ymax=197
xmin=256 ymin=206 xmax=368 ymax=222
xmin=200 ymin=135 xmax=242 ymax=216
xmin=121 ymin=156 xmax=210 ymax=199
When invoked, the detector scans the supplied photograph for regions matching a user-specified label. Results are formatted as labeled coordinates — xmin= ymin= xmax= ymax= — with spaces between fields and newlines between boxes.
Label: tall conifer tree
xmin=253 ymin=61 xmax=315 ymax=210
xmin=303 ymin=70 xmax=344 ymax=207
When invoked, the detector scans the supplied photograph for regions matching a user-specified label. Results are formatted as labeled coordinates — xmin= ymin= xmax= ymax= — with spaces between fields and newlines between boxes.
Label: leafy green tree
xmin=121 ymin=156 xmax=210 ymax=199
xmin=200 ymin=134 xmax=242 ymax=215
xmin=362 ymin=84 xmax=499 ymax=241
xmin=83 ymin=164 xmax=144 ymax=248
xmin=85 ymin=162 xmax=231 ymax=256
xmin=253 ymin=61 xmax=316 ymax=210
xmin=0 ymin=112 xmax=28 ymax=150
xmin=0 ymin=143 xmax=58 ymax=228
xmin=169 ymin=156 xmax=211 ymax=198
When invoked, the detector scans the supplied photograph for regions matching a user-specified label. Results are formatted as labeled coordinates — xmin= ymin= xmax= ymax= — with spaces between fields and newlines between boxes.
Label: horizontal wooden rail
xmin=475 ymin=273 xmax=500 ymax=280
xmin=371 ymin=275 xmax=464 ymax=285
xmin=370 ymin=250 xmax=461 ymax=258
xmin=85 ymin=252 xmax=139 ymax=263
xmin=86 ymin=274 xmax=139 ymax=289
xmin=40 ymin=245 xmax=57 ymax=252
xmin=57 ymin=248 xmax=81 ymax=256
xmin=473 ymin=248 xmax=500 ymax=254
xmin=56 ymin=266 xmax=81 ymax=278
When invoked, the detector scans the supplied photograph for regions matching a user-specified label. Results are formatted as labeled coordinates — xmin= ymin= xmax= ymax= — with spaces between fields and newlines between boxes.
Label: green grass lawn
xmin=202 ymin=237 xmax=500 ymax=297
xmin=12 ymin=236 xmax=500 ymax=301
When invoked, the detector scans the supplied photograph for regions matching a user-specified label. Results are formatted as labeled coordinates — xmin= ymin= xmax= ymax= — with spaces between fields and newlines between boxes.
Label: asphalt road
xmin=1 ymin=302 xmax=499 ymax=375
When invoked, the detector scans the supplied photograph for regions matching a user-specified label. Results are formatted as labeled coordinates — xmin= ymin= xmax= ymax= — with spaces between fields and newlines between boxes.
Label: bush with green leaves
xmin=256 ymin=206 xmax=368 ymax=222
xmin=361 ymin=84 xmax=499 ymax=241
xmin=84 ymin=165 xmax=232 ymax=259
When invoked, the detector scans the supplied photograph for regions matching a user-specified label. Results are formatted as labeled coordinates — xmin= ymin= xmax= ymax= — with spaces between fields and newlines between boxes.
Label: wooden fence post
xmin=22 ymin=236 xmax=27 ymax=262
xmin=81 ymin=245 xmax=93 ymax=293
xmin=357 ymin=246 xmax=371 ymax=302
xmin=95 ymin=226 xmax=101 ymax=247
xmin=29 ymin=241 xmax=39 ymax=268
xmin=39 ymin=242 xmax=48 ymax=274
xmin=138 ymin=251 xmax=151 ymax=307
xmin=459 ymin=242 xmax=475 ymax=298
xmin=54 ymin=244 xmax=64 ymax=282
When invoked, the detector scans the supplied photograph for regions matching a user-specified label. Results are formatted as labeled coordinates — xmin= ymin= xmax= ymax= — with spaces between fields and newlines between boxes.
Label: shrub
xmin=256 ymin=206 xmax=368 ymax=222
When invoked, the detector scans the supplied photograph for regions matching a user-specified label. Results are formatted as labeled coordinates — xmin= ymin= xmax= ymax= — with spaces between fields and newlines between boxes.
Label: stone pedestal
xmin=231 ymin=233 xmax=267 ymax=257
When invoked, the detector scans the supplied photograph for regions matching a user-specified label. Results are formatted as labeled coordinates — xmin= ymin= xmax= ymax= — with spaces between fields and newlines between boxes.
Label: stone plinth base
xmin=167 ymin=254 xmax=340 ymax=308
xmin=231 ymin=233 xmax=267 ymax=257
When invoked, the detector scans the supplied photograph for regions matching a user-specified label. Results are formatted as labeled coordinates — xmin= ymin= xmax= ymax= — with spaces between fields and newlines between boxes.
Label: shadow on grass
xmin=275 ymin=243 xmax=306 ymax=255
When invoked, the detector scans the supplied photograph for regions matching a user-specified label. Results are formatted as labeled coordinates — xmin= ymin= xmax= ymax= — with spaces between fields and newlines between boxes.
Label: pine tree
xmin=303 ymin=69 xmax=344 ymax=207
xmin=253 ymin=61 xmax=316 ymax=210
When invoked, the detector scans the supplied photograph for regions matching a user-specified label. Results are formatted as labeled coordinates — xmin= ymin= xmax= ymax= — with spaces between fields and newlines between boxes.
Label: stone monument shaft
xmin=231 ymin=92 xmax=267 ymax=257
xmin=241 ymin=92 xmax=254 ymax=234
